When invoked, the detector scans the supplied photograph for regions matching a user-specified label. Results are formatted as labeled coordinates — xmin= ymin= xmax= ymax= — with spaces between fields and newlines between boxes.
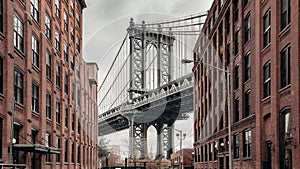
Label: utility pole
xmin=175 ymin=129 xmax=186 ymax=169
xmin=9 ymin=98 xmax=15 ymax=163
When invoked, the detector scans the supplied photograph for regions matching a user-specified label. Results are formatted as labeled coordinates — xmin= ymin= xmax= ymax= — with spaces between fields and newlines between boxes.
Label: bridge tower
xmin=126 ymin=18 xmax=176 ymax=159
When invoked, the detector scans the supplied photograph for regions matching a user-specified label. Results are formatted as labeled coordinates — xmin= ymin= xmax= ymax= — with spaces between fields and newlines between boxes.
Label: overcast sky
xmin=82 ymin=0 xmax=214 ymax=157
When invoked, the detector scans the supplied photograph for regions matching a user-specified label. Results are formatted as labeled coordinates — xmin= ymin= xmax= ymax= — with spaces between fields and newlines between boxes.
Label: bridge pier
xmin=154 ymin=121 xmax=175 ymax=159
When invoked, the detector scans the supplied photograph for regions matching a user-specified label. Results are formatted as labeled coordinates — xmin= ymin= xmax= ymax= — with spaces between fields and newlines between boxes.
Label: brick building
xmin=170 ymin=149 xmax=194 ymax=169
xmin=0 ymin=0 xmax=98 ymax=169
xmin=193 ymin=0 xmax=299 ymax=169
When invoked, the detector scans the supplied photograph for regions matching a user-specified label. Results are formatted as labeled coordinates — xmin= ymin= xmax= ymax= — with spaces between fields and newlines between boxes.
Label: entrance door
xmin=219 ymin=157 xmax=224 ymax=169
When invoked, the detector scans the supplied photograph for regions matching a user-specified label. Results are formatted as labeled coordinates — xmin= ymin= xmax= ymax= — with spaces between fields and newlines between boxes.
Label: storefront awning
xmin=13 ymin=144 xmax=60 ymax=154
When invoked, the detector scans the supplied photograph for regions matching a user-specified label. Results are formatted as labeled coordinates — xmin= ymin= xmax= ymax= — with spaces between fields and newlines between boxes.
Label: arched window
xmin=279 ymin=107 xmax=292 ymax=169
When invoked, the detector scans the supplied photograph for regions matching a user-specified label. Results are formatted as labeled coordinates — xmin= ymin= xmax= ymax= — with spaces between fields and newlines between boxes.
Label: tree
xmin=98 ymin=137 xmax=110 ymax=158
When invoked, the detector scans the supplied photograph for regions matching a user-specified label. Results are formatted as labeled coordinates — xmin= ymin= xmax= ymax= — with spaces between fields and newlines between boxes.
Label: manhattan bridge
xmin=98 ymin=12 xmax=207 ymax=160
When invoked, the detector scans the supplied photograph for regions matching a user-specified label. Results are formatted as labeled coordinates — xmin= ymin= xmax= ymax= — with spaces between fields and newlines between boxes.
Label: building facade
xmin=170 ymin=149 xmax=194 ymax=169
xmin=193 ymin=0 xmax=299 ymax=169
xmin=0 ymin=0 xmax=98 ymax=168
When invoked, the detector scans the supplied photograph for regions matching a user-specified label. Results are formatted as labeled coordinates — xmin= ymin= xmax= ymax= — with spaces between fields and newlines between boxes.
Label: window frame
xmin=0 ymin=57 xmax=3 ymax=94
xmin=244 ymin=90 xmax=251 ymax=117
xmin=14 ymin=70 xmax=24 ymax=104
xmin=280 ymin=45 xmax=291 ymax=88
xmin=233 ymin=133 xmax=240 ymax=159
xmin=56 ymin=101 xmax=61 ymax=124
xmin=263 ymin=9 xmax=271 ymax=48
xmin=244 ymin=52 xmax=251 ymax=82
xmin=46 ymin=92 xmax=51 ymax=119
xmin=244 ymin=13 xmax=251 ymax=44
xmin=46 ymin=51 xmax=51 ymax=80
xmin=263 ymin=61 xmax=271 ymax=98
xmin=30 ymin=0 xmax=39 ymax=23
xmin=32 ymin=35 xmax=39 ymax=67
xmin=14 ymin=14 xmax=24 ymax=52
xmin=234 ymin=98 xmax=239 ymax=122
xmin=56 ymin=136 xmax=61 ymax=162
xmin=281 ymin=0 xmax=290 ymax=30
xmin=32 ymin=83 xmax=39 ymax=113
xmin=55 ymin=29 xmax=60 ymax=51
xmin=56 ymin=62 xmax=61 ymax=88
xmin=45 ymin=13 xmax=51 ymax=40
xmin=55 ymin=0 xmax=60 ymax=19
xmin=243 ymin=129 xmax=252 ymax=158
xmin=234 ymin=64 xmax=239 ymax=90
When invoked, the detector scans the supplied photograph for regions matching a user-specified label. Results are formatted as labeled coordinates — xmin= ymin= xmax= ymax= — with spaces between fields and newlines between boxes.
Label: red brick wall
xmin=0 ymin=0 xmax=98 ymax=168
xmin=194 ymin=0 xmax=300 ymax=169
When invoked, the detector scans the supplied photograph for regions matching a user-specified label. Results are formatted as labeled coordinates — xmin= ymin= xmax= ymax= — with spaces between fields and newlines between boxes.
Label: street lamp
xmin=175 ymin=129 xmax=186 ymax=169
xmin=182 ymin=59 xmax=232 ymax=169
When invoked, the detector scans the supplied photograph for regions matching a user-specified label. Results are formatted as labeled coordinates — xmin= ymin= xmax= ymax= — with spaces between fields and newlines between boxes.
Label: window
xmin=263 ymin=62 xmax=271 ymax=98
xmin=76 ymin=13 xmax=80 ymax=28
xmin=14 ymin=15 xmax=24 ymax=52
xmin=70 ymin=0 xmax=74 ymax=17
xmin=225 ymin=11 xmax=230 ymax=34
xmin=32 ymin=35 xmax=39 ymax=67
xmin=281 ymin=45 xmax=290 ymax=88
xmin=243 ymin=129 xmax=251 ymax=158
xmin=45 ymin=14 xmax=51 ymax=39
xmin=64 ymin=41 xmax=68 ymax=62
xmin=64 ymin=139 xmax=68 ymax=162
xmin=64 ymin=73 xmax=68 ymax=95
xmin=244 ymin=90 xmax=251 ymax=117
xmin=14 ymin=70 xmax=23 ymax=104
xmin=65 ymin=108 xmax=68 ymax=128
xmin=0 ymin=118 xmax=2 ymax=159
xmin=263 ymin=10 xmax=271 ymax=48
xmin=46 ymin=93 xmax=51 ymax=119
xmin=55 ymin=29 xmax=60 ymax=51
xmin=77 ymin=145 xmax=81 ymax=163
xmin=30 ymin=0 xmax=39 ymax=22
xmin=77 ymin=118 xmax=81 ymax=133
xmin=45 ymin=132 xmax=51 ymax=162
xmin=244 ymin=13 xmax=251 ymax=43
xmin=0 ymin=0 xmax=3 ymax=32
xmin=56 ymin=101 xmax=61 ymax=124
xmin=46 ymin=51 xmax=51 ymax=79
xmin=70 ymin=26 xmax=75 ymax=43
xmin=70 ymin=53 xmax=74 ymax=71
xmin=55 ymin=0 xmax=60 ymax=18
xmin=0 ymin=57 xmax=3 ymax=94
xmin=72 ymin=82 xmax=75 ymax=101
xmin=63 ymin=10 xmax=68 ymax=32
xmin=76 ymin=36 xmax=80 ymax=53
xmin=71 ymin=112 xmax=75 ymax=131
xmin=234 ymin=65 xmax=239 ymax=90
xmin=233 ymin=133 xmax=239 ymax=159
xmin=213 ymin=141 xmax=217 ymax=161
xmin=32 ymin=83 xmax=39 ymax=113
xmin=31 ymin=129 xmax=38 ymax=144
xmin=243 ymin=0 xmax=250 ymax=8
xmin=226 ymin=43 xmax=231 ymax=66
xmin=56 ymin=62 xmax=61 ymax=88
xmin=279 ymin=109 xmax=292 ymax=169
xmin=209 ymin=143 xmax=212 ymax=161
xmin=234 ymin=99 xmax=239 ymax=122
xmin=233 ymin=0 xmax=239 ymax=22
xmin=244 ymin=53 xmax=251 ymax=81
xmin=234 ymin=31 xmax=239 ymax=55
xmin=71 ymin=142 xmax=75 ymax=163
xmin=56 ymin=136 xmax=61 ymax=162
xmin=281 ymin=0 xmax=290 ymax=30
